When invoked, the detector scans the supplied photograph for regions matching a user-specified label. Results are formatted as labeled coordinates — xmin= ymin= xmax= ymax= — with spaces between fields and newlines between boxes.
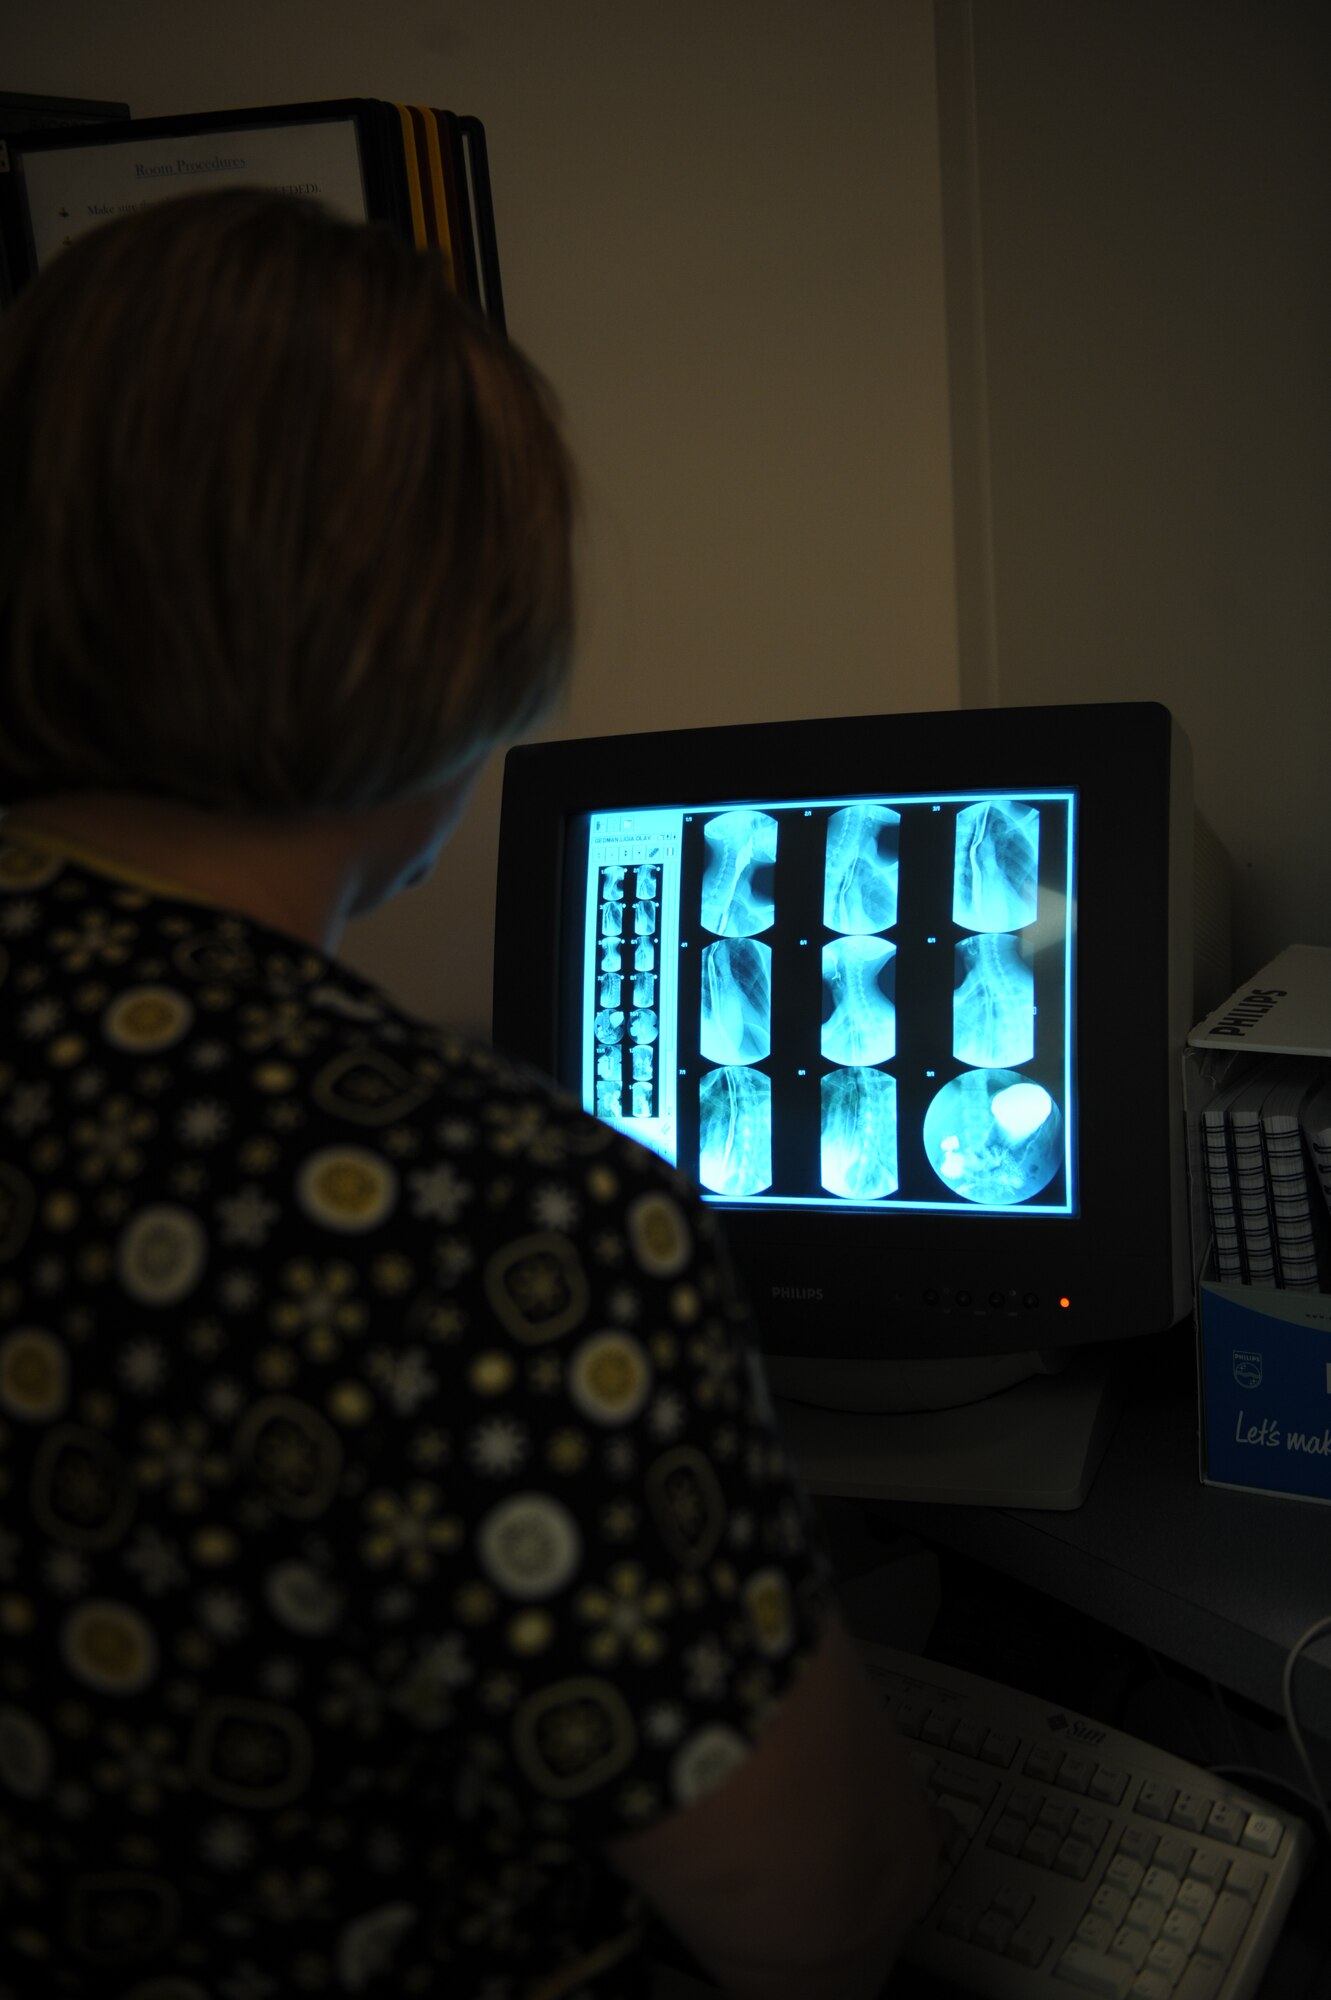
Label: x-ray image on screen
xmin=699 ymin=1064 xmax=773 ymax=1196
xmin=700 ymin=809 xmax=778 ymax=937
xmin=823 ymin=803 xmax=900 ymax=935
xmin=953 ymin=799 xmax=1040 ymax=933
xmin=822 ymin=937 xmax=897 ymax=1066
xmin=923 ymin=1067 xmax=1063 ymax=1205
xmin=821 ymin=1067 xmax=898 ymax=1200
xmin=700 ymin=937 xmax=772 ymax=1066
xmin=577 ymin=786 xmax=1074 ymax=1215
xmin=953 ymin=933 xmax=1035 ymax=1069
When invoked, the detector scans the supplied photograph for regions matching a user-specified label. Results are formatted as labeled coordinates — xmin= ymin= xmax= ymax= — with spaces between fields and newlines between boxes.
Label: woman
xmin=0 ymin=188 xmax=936 ymax=1999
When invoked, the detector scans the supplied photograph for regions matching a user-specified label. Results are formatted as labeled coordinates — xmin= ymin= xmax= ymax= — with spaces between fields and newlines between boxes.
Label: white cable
xmin=1280 ymin=1613 xmax=1331 ymax=1842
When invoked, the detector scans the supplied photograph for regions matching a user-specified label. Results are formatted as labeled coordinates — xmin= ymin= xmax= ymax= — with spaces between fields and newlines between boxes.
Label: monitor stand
xmin=770 ymin=1347 xmax=1124 ymax=1511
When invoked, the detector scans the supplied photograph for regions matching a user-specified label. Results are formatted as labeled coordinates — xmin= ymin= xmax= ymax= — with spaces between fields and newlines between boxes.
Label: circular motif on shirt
xmin=67 ymin=1872 xmax=181 ymax=1967
xmin=102 ymin=986 xmax=195 ymax=1053
xmin=744 ymin=1566 xmax=796 ymax=1658
xmin=171 ymin=932 xmax=258 ymax=984
xmin=264 ymin=1559 xmax=347 ymax=1636
xmin=233 ymin=1397 xmax=344 ymax=1519
xmin=117 ymin=1205 xmax=207 ymax=1307
xmin=62 ymin=1600 xmax=158 ymax=1694
xmin=645 ymin=1445 xmax=726 ymax=1569
xmin=627 ymin=1190 xmax=692 ymax=1278
xmin=336 ymin=1904 xmax=419 ymax=1988
xmin=477 ymin=1492 xmax=582 ymax=1600
xmin=32 ymin=1424 xmax=137 ymax=1548
xmin=0 ymin=1705 xmax=53 ymax=1798
xmin=671 ymin=1723 xmax=750 ymax=1806
xmin=312 ymin=1047 xmax=432 ymax=1126
xmin=296 ymin=1147 xmax=398 ymax=1233
xmin=0 ymin=842 xmax=61 ymax=891
xmin=568 ymin=1330 xmax=653 ymax=1427
xmin=512 ymin=1675 xmax=636 ymax=1799
xmin=483 ymin=1233 xmax=590 ymax=1344
xmin=187 ymin=1696 xmax=312 ymax=1807
xmin=0 ymin=1327 xmax=68 ymax=1421
xmin=0 ymin=1162 xmax=36 ymax=1262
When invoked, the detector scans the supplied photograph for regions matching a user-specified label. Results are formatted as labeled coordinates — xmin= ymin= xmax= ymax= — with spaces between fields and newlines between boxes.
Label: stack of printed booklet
xmin=1188 ymin=945 xmax=1331 ymax=1291
xmin=0 ymin=97 xmax=503 ymax=325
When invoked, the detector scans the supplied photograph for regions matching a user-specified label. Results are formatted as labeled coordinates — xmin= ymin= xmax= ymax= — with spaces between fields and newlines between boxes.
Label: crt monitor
xmin=492 ymin=701 xmax=1219 ymax=1507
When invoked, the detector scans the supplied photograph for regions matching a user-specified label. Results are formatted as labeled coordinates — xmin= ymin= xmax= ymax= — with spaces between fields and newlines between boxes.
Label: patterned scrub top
xmin=0 ymin=828 xmax=830 ymax=2000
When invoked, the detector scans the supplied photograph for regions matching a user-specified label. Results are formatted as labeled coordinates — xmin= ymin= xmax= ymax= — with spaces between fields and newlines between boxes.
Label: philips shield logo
xmin=1233 ymin=1351 xmax=1263 ymax=1390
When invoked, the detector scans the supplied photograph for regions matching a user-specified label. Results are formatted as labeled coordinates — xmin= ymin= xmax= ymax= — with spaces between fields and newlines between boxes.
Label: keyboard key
xmin=1007 ymin=1783 xmax=1044 ymax=1825
xmin=1129 ymin=1969 xmax=1173 ymax=2000
xmin=1022 ymin=1825 xmax=1062 ymax=1869
xmin=1091 ymin=1884 xmax=1132 ymax=1929
xmin=981 ymin=1727 xmax=1020 ymax=1768
xmin=894 ymin=1700 xmax=927 ymax=1737
xmin=973 ymin=1909 xmax=1014 ymax=1954
xmin=1117 ymin=1827 xmax=1158 ymax=1869
xmin=1055 ymin=1838 xmax=1097 ymax=1881
xmin=936 ymin=1897 xmax=980 ymax=1940
xmin=1151 ymin=1832 xmax=1192 ymax=1879
xmin=1089 ymin=1762 xmax=1129 ymax=1805
xmin=1039 ymin=1799 xmax=1077 ymax=1839
xmin=934 ymin=1765 xmax=998 ymax=1811
xmin=1072 ymin=1808 xmax=1111 ymax=1852
xmin=922 ymin=1709 xmax=958 ymax=1748
xmin=1108 ymin=1927 xmax=1150 ymax=1974
xmin=1058 ymin=1752 xmax=1096 ymax=1794
xmin=1205 ymin=1800 xmax=1244 ymax=1845
xmin=1076 ymin=1911 xmax=1117 ymax=1953
xmin=950 ymin=1718 xmax=986 ymax=1758
xmin=1137 ymin=1779 xmax=1177 ymax=1821
xmin=1240 ymin=1812 xmax=1282 ymax=1857
xmin=1125 ymin=1896 xmax=1164 ymax=1942
xmin=1169 ymin=1789 xmax=1212 ymax=1833
xmin=992 ymin=1884 xmax=1033 ymax=1925
xmin=1026 ymin=1743 xmax=1063 ymax=1782
xmin=1174 ymin=1878 xmax=1216 ymax=1925
xmin=1185 ymin=1849 xmax=1228 ymax=1893
xmin=1053 ymin=1941 xmax=1134 ymax=1995
xmin=1007 ymin=1924 xmax=1052 ymax=1968
xmin=1197 ymin=1890 xmax=1251 ymax=1961
xmin=1140 ymin=1866 xmax=1181 ymax=1907
xmin=988 ymin=1814 xmax=1027 ymax=1857
xmin=1220 ymin=1855 xmax=1265 ymax=1906
xmin=1104 ymin=1854 xmax=1144 ymax=1899
xmin=1173 ymin=1962 xmax=1224 ymax=2000
xmin=1161 ymin=1907 xmax=1202 ymax=1955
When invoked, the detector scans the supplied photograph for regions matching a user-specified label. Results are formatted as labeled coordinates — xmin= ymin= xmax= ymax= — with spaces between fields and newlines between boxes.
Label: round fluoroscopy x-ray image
xmin=922 ymin=1067 xmax=1063 ymax=1206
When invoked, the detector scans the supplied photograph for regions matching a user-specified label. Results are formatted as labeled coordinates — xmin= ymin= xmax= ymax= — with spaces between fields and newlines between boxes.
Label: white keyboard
xmin=861 ymin=1643 xmax=1314 ymax=2000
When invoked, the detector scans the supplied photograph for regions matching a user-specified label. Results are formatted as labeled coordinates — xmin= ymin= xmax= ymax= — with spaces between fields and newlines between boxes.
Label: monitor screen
xmin=570 ymin=788 xmax=1075 ymax=1221
xmin=494 ymin=702 xmax=1200 ymax=1385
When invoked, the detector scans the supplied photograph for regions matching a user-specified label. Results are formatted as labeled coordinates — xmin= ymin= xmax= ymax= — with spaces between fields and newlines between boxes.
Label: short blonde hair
xmin=0 ymin=187 xmax=575 ymax=813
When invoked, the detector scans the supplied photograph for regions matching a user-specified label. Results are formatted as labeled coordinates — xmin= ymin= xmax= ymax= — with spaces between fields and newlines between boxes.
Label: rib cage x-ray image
xmin=821 ymin=1066 xmax=899 ymax=1201
xmin=821 ymin=937 xmax=897 ymax=1067
xmin=953 ymin=798 xmax=1040 ymax=932
xmin=700 ymin=937 xmax=772 ymax=1066
xmin=822 ymin=803 xmax=900 ymax=934
xmin=700 ymin=809 xmax=778 ymax=937
xmin=953 ymin=932 xmax=1035 ymax=1069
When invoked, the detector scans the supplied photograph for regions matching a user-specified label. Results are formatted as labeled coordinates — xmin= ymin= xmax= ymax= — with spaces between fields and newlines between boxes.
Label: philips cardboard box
xmin=1186 ymin=944 xmax=1331 ymax=1506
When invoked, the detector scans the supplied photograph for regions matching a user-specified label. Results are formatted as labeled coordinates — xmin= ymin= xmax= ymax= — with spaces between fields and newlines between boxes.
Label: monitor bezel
xmin=493 ymin=701 xmax=1192 ymax=1362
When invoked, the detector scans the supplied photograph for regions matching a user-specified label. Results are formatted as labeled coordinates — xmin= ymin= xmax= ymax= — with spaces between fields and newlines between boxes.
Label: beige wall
xmin=4 ymin=1 xmax=958 ymax=1030
xmin=8 ymin=0 xmax=1326 ymax=1025
xmin=939 ymin=0 xmax=1331 ymax=980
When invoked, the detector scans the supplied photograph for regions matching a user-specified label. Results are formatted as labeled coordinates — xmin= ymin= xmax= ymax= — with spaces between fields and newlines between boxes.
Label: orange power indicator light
xmin=1059 ymin=1296 xmax=1072 ymax=1309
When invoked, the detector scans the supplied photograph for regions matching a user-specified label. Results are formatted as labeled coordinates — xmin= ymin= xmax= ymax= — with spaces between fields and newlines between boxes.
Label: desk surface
xmin=790 ymin=1334 xmax=1331 ymax=1742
